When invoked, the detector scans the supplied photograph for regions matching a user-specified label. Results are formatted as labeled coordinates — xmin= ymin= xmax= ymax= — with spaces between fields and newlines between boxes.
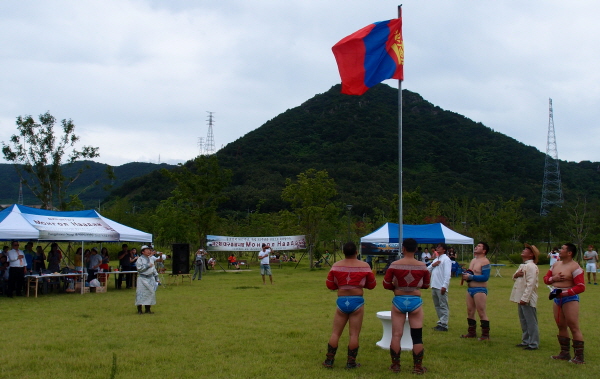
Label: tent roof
xmin=361 ymin=222 xmax=473 ymax=245
xmin=0 ymin=204 xmax=152 ymax=242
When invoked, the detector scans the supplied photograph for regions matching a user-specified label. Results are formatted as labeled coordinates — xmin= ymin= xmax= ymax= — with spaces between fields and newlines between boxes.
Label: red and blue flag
xmin=332 ymin=18 xmax=403 ymax=95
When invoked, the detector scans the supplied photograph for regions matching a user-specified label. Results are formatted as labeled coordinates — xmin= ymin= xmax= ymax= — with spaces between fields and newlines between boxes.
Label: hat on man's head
xmin=524 ymin=243 xmax=540 ymax=264
xmin=141 ymin=245 xmax=151 ymax=251
xmin=91 ymin=247 xmax=98 ymax=252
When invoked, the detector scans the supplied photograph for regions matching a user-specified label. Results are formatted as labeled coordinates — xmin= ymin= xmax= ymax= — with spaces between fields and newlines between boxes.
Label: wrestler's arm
xmin=326 ymin=270 xmax=338 ymax=290
xmin=543 ymin=269 xmax=554 ymax=285
xmin=562 ymin=267 xmax=586 ymax=296
xmin=383 ymin=267 xmax=395 ymax=291
xmin=421 ymin=270 xmax=431 ymax=290
xmin=469 ymin=264 xmax=490 ymax=282
xmin=365 ymin=271 xmax=377 ymax=290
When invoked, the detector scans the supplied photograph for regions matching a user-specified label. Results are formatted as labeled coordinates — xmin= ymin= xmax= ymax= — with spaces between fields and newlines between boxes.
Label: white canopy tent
xmin=0 ymin=204 xmax=152 ymax=242
xmin=361 ymin=222 xmax=473 ymax=245
xmin=361 ymin=222 xmax=474 ymax=262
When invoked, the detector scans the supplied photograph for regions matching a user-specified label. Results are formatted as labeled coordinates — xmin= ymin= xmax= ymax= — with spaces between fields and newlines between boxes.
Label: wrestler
xmin=460 ymin=242 xmax=491 ymax=340
xmin=543 ymin=243 xmax=586 ymax=364
xmin=383 ymin=238 xmax=430 ymax=374
xmin=323 ymin=242 xmax=376 ymax=369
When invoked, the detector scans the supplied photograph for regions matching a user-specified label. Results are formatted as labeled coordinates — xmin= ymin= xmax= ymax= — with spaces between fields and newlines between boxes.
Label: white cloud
xmin=0 ymin=0 xmax=599 ymax=166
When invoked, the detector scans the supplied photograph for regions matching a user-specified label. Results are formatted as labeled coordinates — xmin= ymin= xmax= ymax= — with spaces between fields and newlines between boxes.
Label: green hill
xmin=5 ymin=84 xmax=599 ymax=219
xmin=214 ymin=84 xmax=600 ymax=216
xmin=0 ymin=161 xmax=175 ymax=207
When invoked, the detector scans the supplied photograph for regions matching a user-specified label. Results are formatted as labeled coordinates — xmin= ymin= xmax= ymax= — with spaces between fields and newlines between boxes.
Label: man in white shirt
xmin=87 ymin=247 xmax=102 ymax=282
xmin=258 ymin=244 xmax=273 ymax=285
xmin=583 ymin=245 xmax=598 ymax=285
xmin=7 ymin=241 xmax=26 ymax=297
xmin=427 ymin=243 xmax=452 ymax=331
xmin=548 ymin=247 xmax=560 ymax=268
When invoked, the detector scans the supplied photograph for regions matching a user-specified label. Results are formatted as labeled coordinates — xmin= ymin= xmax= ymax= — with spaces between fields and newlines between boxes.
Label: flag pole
xmin=397 ymin=4 xmax=403 ymax=252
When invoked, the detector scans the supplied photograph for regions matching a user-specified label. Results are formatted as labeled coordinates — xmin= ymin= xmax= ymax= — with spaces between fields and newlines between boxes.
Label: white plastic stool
xmin=376 ymin=311 xmax=413 ymax=350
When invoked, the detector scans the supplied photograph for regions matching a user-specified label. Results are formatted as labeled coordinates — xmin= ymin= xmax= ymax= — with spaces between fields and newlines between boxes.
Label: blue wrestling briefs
xmin=554 ymin=294 xmax=579 ymax=306
xmin=336 ymin=296 xmax=365 ymax=314
xmin=392 ymin=295 xmax=423 ymax=313
xmin=467 ymin=287 xmax=488 ymax=297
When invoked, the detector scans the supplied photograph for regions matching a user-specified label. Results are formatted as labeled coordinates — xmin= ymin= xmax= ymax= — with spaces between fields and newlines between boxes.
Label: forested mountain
xmin=5 ymin=83 xmax=600 ymax=221
xmin=0 ymin=161 xmax=175 ymax=207
xmin=214 ymin=84 xmax=600 ymax=217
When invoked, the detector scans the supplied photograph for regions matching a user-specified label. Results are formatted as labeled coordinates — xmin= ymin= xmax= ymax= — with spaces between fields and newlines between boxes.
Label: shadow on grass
xmin=233 ymin=286 xmax=261 ymax=290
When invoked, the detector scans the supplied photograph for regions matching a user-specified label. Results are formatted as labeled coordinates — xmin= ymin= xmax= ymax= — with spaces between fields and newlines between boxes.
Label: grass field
xmin=2 ymin=261 xmax=598 ymax=379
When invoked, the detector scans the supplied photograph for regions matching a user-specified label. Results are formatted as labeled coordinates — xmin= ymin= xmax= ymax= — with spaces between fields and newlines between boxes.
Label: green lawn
xmin=2 ymin=262 xmax=598 ymax=378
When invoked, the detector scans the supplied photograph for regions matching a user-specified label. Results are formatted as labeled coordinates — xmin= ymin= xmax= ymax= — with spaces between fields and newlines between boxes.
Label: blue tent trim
xmin=361 ymin=222 xmax=473 ymax=245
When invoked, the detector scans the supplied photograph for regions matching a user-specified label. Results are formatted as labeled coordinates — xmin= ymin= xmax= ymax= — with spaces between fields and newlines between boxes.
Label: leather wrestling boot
xmin=551 ymin=335 xmax=571 ymax=361
xmin=460 ymin=318 xmax=477 ymax=338
xmin=478 ymin=320 xmax=490 ymax=341
xmin=389 ymin=348 xmax=401 ymax=373
xmin=569 ymin=340 xmax=585 ymax=364
xmin=412 ymin=349 xmax=427 ymax=375
xmin=144 ymin=305 xmax=154 ymax=314
xmin=137 ymin=305 xmax=143 ymax=315
xmin=345 ymin=346 xmax=361 ymax=369
xmin=322 ymin=344 xmax=337 ymax=368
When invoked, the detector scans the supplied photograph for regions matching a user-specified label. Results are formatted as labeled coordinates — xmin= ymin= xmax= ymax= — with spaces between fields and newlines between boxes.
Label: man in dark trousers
xmin=118 ymin=244 xmax=130 ymax=289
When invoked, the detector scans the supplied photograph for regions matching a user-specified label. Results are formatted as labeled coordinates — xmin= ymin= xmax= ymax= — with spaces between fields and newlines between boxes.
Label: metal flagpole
xmin=397 ymin=4 xmax=403 ymax=256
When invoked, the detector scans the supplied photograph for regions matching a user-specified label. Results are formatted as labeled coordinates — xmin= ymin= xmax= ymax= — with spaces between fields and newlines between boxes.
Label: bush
xmin=508 ymin=252 xmax=549 ymax=266
xmin=537 ymin=252 xmax=549 ymax=265
xmin=508 ymin=253 xmax=521 ymax=265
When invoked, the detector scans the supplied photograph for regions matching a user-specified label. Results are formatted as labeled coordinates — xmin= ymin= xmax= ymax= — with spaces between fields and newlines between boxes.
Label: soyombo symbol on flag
xmin=332 ymin=18 xmax=403 ymax=96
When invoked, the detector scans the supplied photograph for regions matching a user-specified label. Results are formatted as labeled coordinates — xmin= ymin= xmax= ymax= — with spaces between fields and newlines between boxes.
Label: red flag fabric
xmin=332 ymin=18 xmax=403 ymax=95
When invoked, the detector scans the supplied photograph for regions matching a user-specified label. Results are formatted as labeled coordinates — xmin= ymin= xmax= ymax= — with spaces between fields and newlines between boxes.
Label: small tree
xmin=2 ymin=111 xmax=100 ymax=210
xmin=162 ymin=155 xmax=232 ymax=247
xmin=561 ymin=196 xmax=590 ymax=264
xmin=281 ymin=169 xmax=338 ymax=268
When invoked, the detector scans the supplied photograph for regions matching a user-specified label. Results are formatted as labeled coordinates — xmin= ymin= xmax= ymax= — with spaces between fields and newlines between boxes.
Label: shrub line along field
xmin=2 ymin=262 xmax=597 ymax=379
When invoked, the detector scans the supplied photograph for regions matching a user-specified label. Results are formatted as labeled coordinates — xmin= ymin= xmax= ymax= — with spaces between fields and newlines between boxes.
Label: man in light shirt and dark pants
xmin=510 ymin=243 xmax=539 ymax=350
xmin=427 ymin=243 xmax=452 ymax=331
xmin=7 ymin=241 xmax=26 ymax=297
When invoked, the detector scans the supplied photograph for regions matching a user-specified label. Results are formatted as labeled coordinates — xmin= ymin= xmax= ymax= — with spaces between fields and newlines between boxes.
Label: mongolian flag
xmin=332 ymin=18 xmax=403 ymax=95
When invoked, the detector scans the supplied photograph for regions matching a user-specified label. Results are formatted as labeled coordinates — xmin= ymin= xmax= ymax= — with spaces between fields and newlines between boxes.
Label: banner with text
xmin=21 ymin=213 xmax=119 ymax=241
xmin=206 ymin=235 xmax=306 ymax=251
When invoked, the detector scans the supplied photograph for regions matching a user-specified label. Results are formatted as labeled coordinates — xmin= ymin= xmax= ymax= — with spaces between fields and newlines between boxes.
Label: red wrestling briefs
xmin=383 ymin=264 xmax=430 ymax=291
xmin=543 ymin=267 xmax=586 ymax=297
xmin=326 ymin=266 xmax=376 ymax=290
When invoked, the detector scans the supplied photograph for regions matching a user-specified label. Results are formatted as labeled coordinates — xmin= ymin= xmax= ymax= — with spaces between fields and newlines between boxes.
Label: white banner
xmin=21 ymin=213 xmax=120 ymax=241
xmin=206 ymin=235 xmax=306 ymax=251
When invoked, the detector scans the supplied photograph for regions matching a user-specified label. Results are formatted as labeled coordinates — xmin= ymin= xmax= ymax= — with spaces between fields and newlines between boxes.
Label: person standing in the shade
xmin=193 ymin=248 xmax=206 ymax=280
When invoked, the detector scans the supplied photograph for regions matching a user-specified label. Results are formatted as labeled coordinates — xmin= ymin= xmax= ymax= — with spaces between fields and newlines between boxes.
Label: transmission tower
xmin=205 ymin=111 xmax=215 ymax=155
xmin=18 ymin=180 xmax=23 ymax=205
xmin=197 ymin=137 xmax=205 ymax=156
xmin=540 ymin=98 xmax=564 ymax=216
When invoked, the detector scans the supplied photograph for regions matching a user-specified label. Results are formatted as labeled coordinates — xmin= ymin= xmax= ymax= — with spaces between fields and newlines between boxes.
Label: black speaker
xmin=172 ymin=243 xmax=190 ymax=274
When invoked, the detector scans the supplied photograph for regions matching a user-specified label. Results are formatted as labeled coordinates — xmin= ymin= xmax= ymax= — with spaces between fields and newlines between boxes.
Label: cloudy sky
xmin=1 ymin=0 xmax=599 ymax=166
